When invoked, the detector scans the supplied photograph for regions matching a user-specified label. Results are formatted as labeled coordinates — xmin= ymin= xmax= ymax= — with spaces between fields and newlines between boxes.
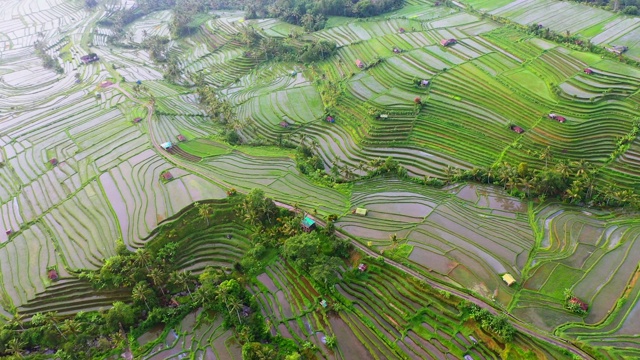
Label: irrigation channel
xmin=111 ymin=83 xmax=594 ymax=360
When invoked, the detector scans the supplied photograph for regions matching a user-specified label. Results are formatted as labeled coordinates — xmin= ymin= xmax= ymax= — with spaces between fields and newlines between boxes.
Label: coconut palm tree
xmin=134 ymin=249 xmax=153 ymax=272
xmin=132 ymin=282 xmax=153 ymax=310
xmin=171 ymin=270 xmax=194 ymax=300
xmin=196 ymin=202 xmax=214 ymax=226
xmin=148 ymin=268 xmax=167 ymax=295
xmin=539 ymin=146 xmax=552 ymax=168
xmin=6 ymin=337 xmax=25 ymax=359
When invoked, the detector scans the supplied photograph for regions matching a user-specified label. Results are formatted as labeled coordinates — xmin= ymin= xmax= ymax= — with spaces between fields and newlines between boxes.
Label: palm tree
xmin=389 ymin=233 xmax=398 ymax=249
xmin=6 ymin=337 xmax=25 ymax=359
xmin=554 ymin=160 xmax=571 ymax=179
xmin=571 ymin=159 xmax=590 ymax=177
xmin=132 ymin=282 xmax=152 ymax=310
xmin=9 ymin=312 xmax=25 ymax=331
xmin=539 ymin=146 xmax=552 ymax=168
xmin=170 ymin=270 xmax=194 ymax=300
xmin=148 ymin=268 xmax=167 ymax=295
xmin=196 ymin=202 xmax=214 ymax=226
xmin=518 ymin=177 xmax=533 ymax=197
xmin=134 ymin=249 xmax=153 ymax=272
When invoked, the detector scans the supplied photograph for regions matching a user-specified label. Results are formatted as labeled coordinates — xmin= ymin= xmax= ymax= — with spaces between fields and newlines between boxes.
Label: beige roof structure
xmin=502 ymin=273 xmax=516 ymax=286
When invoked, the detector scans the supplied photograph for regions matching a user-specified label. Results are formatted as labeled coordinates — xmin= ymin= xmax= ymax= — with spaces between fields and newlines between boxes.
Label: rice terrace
xmin=1 ymin=0 xmax=640 ymax=358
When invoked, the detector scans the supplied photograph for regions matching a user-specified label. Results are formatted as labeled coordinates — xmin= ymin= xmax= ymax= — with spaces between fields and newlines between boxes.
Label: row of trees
xmin=459 ymin=302 xmax=516 ymax=343
xmin=34 ymin=41 xmax=64 ymax=74
xmin=245 ymin=0 xmax=405 ymax=30
xmin=443 ymin=153 xmax=640 ymax=209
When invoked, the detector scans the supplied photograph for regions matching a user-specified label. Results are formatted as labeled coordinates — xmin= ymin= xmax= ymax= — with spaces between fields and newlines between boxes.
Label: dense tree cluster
xmin=573 ymin=0 xmax=639 ymax=14
xmin=33 ymin=41 xmax=63 ymax=74
xmin=459 ymin=302 xmax=516 ymax=343
xmin=246 ymin=0 xmax=405 ymax=30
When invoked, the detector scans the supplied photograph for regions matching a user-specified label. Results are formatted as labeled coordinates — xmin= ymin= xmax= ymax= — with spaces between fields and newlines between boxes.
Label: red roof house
xmin=440 ymin=39 xmax=457 ymax=47
xmin=326 ymin=116 xmax=335 ymax=123
xmin=49 ymin=158 xmax=58 ymax=166
xmin=399 ymin=28 xmax=406 ymax=33
xmin=548 ymin=114 xmax=566 ymax=123
xmin=177 ymin=134 xmax=186 ymax=142
xmin=356 ymin=59 xmax=364 ymax=68
xmin=279 ymin=121 xmax=290 ymax=128
xmin=358 ymin=263 xmax=368 ymax=272
xmin=510 ymin=125 xmax=524 ymax=134
xmin=584 ymin=68 xmax=594 ymax=75
xmin=48 ymin=269 xmax=59 ymax=281
xmin=569 ymin=297 xmax=589 ymax=312
xmin=162 ymin=172 xmax=174 ymax=181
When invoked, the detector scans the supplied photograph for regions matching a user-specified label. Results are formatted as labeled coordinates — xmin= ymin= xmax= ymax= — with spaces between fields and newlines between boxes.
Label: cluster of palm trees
xmin=196 ymin=84 xmax=234 ymax=124
xmin=443 ymin=156 xmax=640 ymax=208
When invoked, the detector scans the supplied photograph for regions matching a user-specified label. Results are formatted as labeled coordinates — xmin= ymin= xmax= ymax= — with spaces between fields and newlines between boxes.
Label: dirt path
xmin=110 ymin=83 xmax=593 ymax=360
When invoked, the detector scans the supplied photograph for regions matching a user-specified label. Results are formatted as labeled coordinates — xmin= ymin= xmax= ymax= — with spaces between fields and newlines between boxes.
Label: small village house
xmin=301 ymin=216 xmax=316 ymax=232
xmin=502 ymin=273 xmax=516 ymax=286
xmin=49 ymin=158 xmax=58 ymax=166
xmin=510 ymin=125 xmax=524 ymax=134
xmin=161 ymin=142 xmax=173 ymax=150
xmin=279 ymin=121 xmax=290 ymax=128
xmin=80 ymin=53 xmax=99 ymax=64
xmin=356 ymin=59 xmax=364 ymax=68
xmin=326 ymin=116 xmax=335 ymax=123
xmin=133 ymin=117 xmax=142 ymax=123
xmin=162 ymin=171 xmax=174 ymax=181
xmin=48 ymin=269 xmax=59 ymax=281
xmin=177 ymin=134 xmax=186 ymax=142
xmin=584 ymin=68 xmax=594 ymax=75
xmin=440 ymin=38 xmax=457 ymax=47
xmin=355 ymin=208 xmax=368 ymax=216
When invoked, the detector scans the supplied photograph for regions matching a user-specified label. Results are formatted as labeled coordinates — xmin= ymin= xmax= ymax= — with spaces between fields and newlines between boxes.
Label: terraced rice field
xmin=1 ymin=0 xmax=640 ymax=356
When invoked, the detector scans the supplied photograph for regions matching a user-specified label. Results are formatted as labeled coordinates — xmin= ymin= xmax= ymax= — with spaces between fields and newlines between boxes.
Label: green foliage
xmin=238 ymin=188 xmax=279 ymax=226
xmin=33 ymin=41 xmax=64 ymax=73
xmin=140 ymin=35 xmax=170 ymax=62
xmin=282 ymin=232 xmax=352 ymax=288
xmin=246 ymin=0 xmax=404 ymax=29
xmin=459 ymin=302 xmax=516 ymax=343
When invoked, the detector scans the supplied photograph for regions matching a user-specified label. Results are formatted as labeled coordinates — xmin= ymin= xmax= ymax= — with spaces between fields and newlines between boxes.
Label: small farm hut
xmin=569 ymin=297 xmax=589 ymax=312
xmin=399 ymin=27 xmax=406 ymax=33
xmin=584 ymin=68 xmax=594 ymax=75
xmin=100 ymin=80 xmax=113 ymax=88
xmin=133 ymin=117 xmax=142 ymax=123
xmin=161 ymin=142 xmax=173 ymax=150
xmin=548 ymin=114 xmax=566 ymax=123
xmin=358 ymin=263 xmax=368 ymax=272
xmin=502 ymin=273 xmax=516 ymax=286
xmin=177 ymin=134 xmax=186 ymax=142
xmin=356 ymin=59 xmax=364 ymax=68
xmin=440 ymin=38 xmax=457 ymax=47
xmin=607 ymin=45 xmax=628 ymax=55
xmin=80 ymin=53 xmax=99 ymax=64
xmin=393 ymin=47 xmax=401 ymax=54
xmin=379 ymin=114 xmax=389 ymax=119
xmin=5 ymin=229 xmax=11 ymax=235
xmin=162 ymin=172 xmax=174 ymax=181
xmin=279 ymin=121 xmax=290 ymax=128
xmin=510 ymin=125 xmax=524 ymax=134
xmin=326 ymin=116 xmax=335 ymax=123
xmin=320 ymin=299 xmax=328 ymax=308
xmin=464 ymin=356 xmax=474 ymax=360
xmin=301 ymin=216 xmax=316 ymax=232
xmin=420 ymin=79 xmax=430 ymax=86
xmin=355 ymin=208 xmax=368 ymax=216
xmin=136 ymin=80 xmax=142 ymax=85
xmin=49 ymin=158 xmax=58 ymax=166
xmin=48 ymin=269 xmax=59 ymax=281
